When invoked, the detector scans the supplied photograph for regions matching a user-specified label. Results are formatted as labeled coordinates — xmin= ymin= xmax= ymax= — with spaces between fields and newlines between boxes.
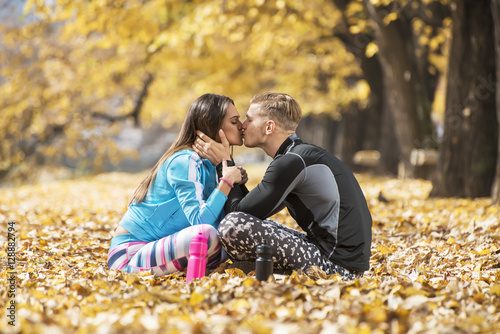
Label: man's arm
xmin=224 ymin=154 xmax=305 ymax=219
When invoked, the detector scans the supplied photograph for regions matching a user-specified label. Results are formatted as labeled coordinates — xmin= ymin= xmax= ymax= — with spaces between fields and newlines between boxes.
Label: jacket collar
xmin=274 ymin=133 xmax=302 ymax=158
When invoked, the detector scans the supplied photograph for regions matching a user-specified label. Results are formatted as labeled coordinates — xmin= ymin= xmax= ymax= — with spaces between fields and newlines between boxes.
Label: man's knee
xmin=219 ymin=211 xmax=242 ymax=229
xmin=225 ymin=211 xmax=248 ymax=221
xmin=218 ymin=211 xmax=249 ymax=240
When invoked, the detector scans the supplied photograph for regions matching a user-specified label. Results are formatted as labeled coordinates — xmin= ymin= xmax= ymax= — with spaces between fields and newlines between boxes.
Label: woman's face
xmin=220 ymin=103 xmax=243 ymax=146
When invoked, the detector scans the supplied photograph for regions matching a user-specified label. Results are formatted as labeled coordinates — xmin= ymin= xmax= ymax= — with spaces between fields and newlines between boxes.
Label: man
xmin=193 ymin=92 xmax=372 ymax=280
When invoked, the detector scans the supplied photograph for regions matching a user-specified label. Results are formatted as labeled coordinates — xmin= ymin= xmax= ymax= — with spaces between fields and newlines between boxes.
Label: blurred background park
xmin=1 ymin=3 xmax=500 ymax=332
xmin=0 ymin=0 xmax=499 ymax=202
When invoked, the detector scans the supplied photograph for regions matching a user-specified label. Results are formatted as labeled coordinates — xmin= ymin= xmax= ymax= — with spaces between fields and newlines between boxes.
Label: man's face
xmin=241 ymin=104 xmax=267 ymax=148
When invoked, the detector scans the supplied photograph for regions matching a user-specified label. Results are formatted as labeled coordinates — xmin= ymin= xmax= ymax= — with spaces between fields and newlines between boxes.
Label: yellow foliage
xmin=376 ymin=244 xmax=394 ymax=254
xmin=489 ymin=285 xmax=500 ymax=296
xmin=1 ymin=172 xmax=499 ymax=332
xmin=0 ymin=0 xmax=366 ymax=174
xmin=1 ymin=0 xmax=455 ymax=178
xmin=383 ymin=12 xmax=399 ymax=25
xmin=189 ymin=292 xmax=206 ymax=306
xmin=364 ymin=42 xmax=378 ymax=58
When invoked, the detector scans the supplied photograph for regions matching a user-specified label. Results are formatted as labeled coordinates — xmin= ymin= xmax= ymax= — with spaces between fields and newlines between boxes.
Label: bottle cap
xmin=256 ymin=239 xmax=272 ymax=257
xmin=189 ymin=233 xmax=208 ymax=256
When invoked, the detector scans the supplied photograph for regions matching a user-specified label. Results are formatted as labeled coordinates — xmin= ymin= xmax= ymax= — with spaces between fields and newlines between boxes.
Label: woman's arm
xmin=167 ymin=152 xmax=241 ymax=227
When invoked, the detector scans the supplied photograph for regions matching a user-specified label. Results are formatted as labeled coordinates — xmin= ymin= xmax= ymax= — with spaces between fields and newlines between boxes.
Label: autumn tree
xmin=329 ymin=0 xmax=452 ymax=177
xmin=366 ymin=0 xmax=432 ymax=177
xmin=492 ymin=0 xmax=500 ymax=204
xmin=0 ymin=0 xmax=167 ymax=178
xmin=329 ymin=0 xmax=397 ymax=174
xmin=431 ymin=0 xmax=498 ymax=198
xmin=363 ymin=0 xmax=453 ymax=177
xmin=336 ymin=0 xmax=499 ymax=199
xmin=0 ymin=0 xmax=367 ymax=181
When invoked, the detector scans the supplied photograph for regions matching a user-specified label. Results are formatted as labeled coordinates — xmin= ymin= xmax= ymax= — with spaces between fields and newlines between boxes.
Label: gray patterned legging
xmin=218 ymin=211 xmax=364 ymax=280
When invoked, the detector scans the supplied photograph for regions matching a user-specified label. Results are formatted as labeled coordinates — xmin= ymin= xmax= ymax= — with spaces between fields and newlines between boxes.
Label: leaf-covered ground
xmin=1 ymin=169 xmax=499 ymax=334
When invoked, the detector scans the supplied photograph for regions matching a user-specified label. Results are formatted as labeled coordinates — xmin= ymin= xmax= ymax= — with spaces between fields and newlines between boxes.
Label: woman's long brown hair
xmin=129 ymin=94 xmax=234 ymax=205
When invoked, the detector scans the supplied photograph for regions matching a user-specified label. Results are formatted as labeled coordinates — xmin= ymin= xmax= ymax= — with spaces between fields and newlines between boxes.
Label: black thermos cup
xmin=255 ymin=239 xmax=273 ymax=281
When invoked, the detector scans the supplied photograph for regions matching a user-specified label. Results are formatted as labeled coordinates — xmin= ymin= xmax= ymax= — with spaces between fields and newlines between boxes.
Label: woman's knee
xmin=195 ymin=224 xmax=221 ymax=251
xmin=197 ymin=223 xmax=217 ymax=239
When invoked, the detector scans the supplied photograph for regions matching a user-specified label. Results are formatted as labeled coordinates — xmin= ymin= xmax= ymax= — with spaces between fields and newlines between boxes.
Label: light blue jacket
xmin=119 ymin=150 xmax=227 ymax=242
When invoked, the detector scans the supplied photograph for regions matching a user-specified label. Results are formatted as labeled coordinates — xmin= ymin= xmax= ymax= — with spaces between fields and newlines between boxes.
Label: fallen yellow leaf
xmin=488 ymin=284 xmax=500 ymax=296
xmin=189 ymin=292 xmax=205 ymax=306
xmin=377 ymin=244 xmax=394 ymax=254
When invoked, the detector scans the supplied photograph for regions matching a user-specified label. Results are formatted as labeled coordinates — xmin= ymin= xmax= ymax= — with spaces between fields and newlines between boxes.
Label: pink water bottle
xmin=186 ymin=233 xmax=208 ymax=283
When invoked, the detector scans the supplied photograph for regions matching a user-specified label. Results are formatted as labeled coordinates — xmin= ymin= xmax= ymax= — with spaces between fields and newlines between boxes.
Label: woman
xmin=107 ymin=94 xmax=244 ymax=276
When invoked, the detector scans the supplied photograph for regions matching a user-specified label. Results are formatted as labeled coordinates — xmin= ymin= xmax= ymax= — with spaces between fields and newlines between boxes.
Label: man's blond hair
xmin=250 ymin=92 xmax=302 ymax=131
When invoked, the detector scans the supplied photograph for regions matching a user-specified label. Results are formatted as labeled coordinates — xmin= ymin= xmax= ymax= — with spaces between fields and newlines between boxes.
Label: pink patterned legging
xmin=107 ymin=224 xmax=225 ymax=276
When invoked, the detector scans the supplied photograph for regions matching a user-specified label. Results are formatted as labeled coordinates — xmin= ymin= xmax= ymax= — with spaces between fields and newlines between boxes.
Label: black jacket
xmin=222 ymin=134 xmax=372 ymax=272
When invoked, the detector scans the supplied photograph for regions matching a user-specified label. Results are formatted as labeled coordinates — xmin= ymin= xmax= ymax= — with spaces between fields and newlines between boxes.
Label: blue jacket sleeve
xmin=166 ymin=152 xmax=227 ymax=227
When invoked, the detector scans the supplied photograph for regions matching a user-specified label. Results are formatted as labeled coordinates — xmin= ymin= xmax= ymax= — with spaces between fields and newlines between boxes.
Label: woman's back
xmin=121 ymin=150 xmax=226 ymax=242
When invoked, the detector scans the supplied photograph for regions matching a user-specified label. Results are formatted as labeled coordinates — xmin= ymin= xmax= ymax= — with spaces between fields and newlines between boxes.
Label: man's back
xmin=283 ymin=138 xmax=372 ymax=272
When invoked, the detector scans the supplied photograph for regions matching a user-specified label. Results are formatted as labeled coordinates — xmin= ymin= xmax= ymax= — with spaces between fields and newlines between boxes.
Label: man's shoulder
xmin=266 ymin=146 xmax=307 ymax=178
xmin=289 ymin=141 xmax=334 ymax=158
xmin=275 ymin=145 xmax=308 ymax=164
xmin=288 ymin=141 xmax=351 ymax=171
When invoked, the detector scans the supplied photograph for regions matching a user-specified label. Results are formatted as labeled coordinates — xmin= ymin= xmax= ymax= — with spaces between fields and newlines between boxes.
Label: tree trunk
xmin=296 ymin=113 xmax=338 ymax=155
xmin=359 ymin=52 xmax=399 ymax=175
xmin=332 ymin=0 xmax=399 ymax=175
xmin=376 ymin=101 xmax=399 ymax=175
xmin=340 ymin=105 xmax=368 ymax=171
xmin=491 ymin=0 xmax=500 ymax=203
xmin=364 ymin=2 xmax=434 ymax=177
xmin=432 ymin=0 xmax=498 ymax=198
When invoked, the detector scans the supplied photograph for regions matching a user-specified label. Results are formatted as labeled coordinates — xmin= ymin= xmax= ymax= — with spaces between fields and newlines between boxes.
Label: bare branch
xmin=91 ymin=72 xmax=155 ymax=126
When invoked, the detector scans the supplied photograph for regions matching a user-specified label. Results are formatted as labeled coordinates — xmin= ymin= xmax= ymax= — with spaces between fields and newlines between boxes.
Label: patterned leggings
xmin=218 ymin=212 xmax=364 ymax=280
xmin=107 ymin=224 xmax=225 ymax=276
